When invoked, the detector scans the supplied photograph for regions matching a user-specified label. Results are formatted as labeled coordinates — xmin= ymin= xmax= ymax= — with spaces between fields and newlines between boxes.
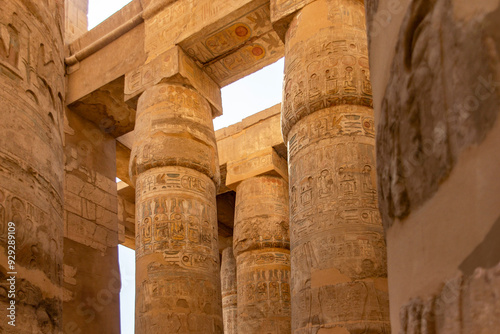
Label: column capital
xmin=280 ymin=0 xmax=373 ymax=141
xmin=225 ymin=147 xmax=288 ymax=190
xmin=129 ymin=83 xmax=220 ymax=187
xmin=124 ymin=45 xmax=222 ymax=117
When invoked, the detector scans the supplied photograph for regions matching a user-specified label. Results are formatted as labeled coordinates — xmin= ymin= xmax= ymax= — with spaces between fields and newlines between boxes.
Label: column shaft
xmin=130 ymin=83 xmax=222 ymax=333
xmin=282 ymin=0 xmax=390 ymax=332
xmin=234 ymin=176 xmax=291 ymax=334
xmin=0 ymin=2 xmax=65 ymax=333
xmin=221 ymin=247 xmax=238 ymax=334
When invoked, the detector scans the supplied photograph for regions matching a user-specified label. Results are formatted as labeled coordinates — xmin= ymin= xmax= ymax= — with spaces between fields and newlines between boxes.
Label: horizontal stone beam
xmin=270 ymin=0 xmax=315 ymax=41
xmin=226 ymin=147 xmax=288 ymax=190
xmin=124 ymin=46 xmax=223 ymax=117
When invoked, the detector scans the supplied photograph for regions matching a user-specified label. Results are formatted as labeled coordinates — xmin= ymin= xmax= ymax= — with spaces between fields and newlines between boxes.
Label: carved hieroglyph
xmin=281 ymin=0 xmax=390 ymax=332
xmin=399 ymin=263 xmax=500 ymax=334
xmin=0 ymin=1 xmax=65 ymax=333
xmin=374 ymin=0 xmax=500 ymax=227
xmin=63 ymin=110 xmax=121 ymax=333
xmin=233 ymin=176 xmax=291 ymax=333
xmin=130 ymin=83 xmax=223 ymax=333
xmin=221 ymin=247 xmax=238 ymax=334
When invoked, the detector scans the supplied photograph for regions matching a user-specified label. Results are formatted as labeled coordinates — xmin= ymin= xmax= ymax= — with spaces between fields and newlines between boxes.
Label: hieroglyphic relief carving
xmin=281 ymin=0 xmax=371 ymax=140
xmin=281 ymin=1 xmax=389 ymax=332
xmin=0 ymin=3 xmax=65 ymax=136
xmin=131 ymin=83 xmax=222 ymax=333
xmin=286 ymin=109 xmax=388 ymax=333
xmin=376 ymin=0 xmax=500 ymax=227
xmin=0 ymin=189 xmax=61 ymax=283
xmin=130 ymin=82 xmax=220 ymax=186
xmin=182 ymin=4 xmax=273 ymax=64
xmin=135 ymin=169 xmax=219 ymax=271
xmin=237 ymin=250 xmax=291 ymax=333
xmin=221 ymin=247 xmax=238 ymax=334
xmin=134 ymin=167 xmax=222 ymax=333
xmin=233 ymin=176 xmax=291 ymax=333
xmin=0 ymin=2 xmax=65 ymax=333
xmin=136 ymin=169 xmax=216 ymax=199
xmin=399 ymin=264 xmax=500 ymax=334
xmin=179 ymin=3 xmax=285 ymax=86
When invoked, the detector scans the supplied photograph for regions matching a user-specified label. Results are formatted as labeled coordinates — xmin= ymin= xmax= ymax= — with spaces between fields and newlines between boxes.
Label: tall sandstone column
xmin=278 ymin=0 xmax=390 ymax=332
xmin=221 ymin=247 xmax=237 ymax=334
xmin=366 ymin=1 xmax=500 ymax=332
xmin=233 ymin=175 xmax=291 ymax=334
xmin=130 ymin=83 xmax=223 ymax=333
xmin=0 ymin=1 xmax=65 ymax=333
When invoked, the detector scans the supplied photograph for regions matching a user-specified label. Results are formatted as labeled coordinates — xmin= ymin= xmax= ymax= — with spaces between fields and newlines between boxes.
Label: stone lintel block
xmin=124 ymin=46 xmax=222 ymax=117
xmin=177 ymin=0 xmax=285 ymax=87
xmin=225 ymin=147 xmax=288 ymax=190
xmin=270 ymin=0 xmax=315 ymax=41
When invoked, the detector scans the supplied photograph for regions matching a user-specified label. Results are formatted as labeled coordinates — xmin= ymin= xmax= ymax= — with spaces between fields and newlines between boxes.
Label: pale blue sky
xmin=88 ymin=1 xmax=283 ymax=333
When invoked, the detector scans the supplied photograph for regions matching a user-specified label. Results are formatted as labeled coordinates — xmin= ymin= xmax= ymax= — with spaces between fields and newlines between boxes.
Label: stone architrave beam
xmin=124 ymin=46 xmax=223 ymax=117
xmin=225 ymin=147 xmax=288 ymax=190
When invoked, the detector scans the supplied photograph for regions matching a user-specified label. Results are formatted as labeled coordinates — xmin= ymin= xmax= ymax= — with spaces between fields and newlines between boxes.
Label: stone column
xmin=130 ymin=82 xmax=222 ymax=333
xmin=233 ymin=175 xmax=291 ymax=334
xmin=366 ymin=1 xmax=500 ymax=333
xmin=277 ymin=0 xmax=390 ymax=332
xmin=0 ymin=2 xmax=65 ymax=333
xmin=221 ymin=247 xmax=237 ymax=334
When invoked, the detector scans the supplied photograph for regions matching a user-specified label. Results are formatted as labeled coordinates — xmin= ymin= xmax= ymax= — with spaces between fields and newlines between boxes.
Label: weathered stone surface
xmin=134 ymin=166 xmax=222 ymax=333
xmin=131 ymin=83 xmax=223 ymax=333
xmin=62 ymin=109 xmax=121 ymax=333
xmin=375 ymin=0 xmax=500 ymax=227
xmin=178 ymin=0 xmax=285 ymax=87
xmin=366 ymin=1 xmax=500 ymax=332
xmin=281 ymin=0 xmax=373 ymax=141
xmin=118 ymin=183 xmax=136 ymax=249
xmin=68 ymin=77 xmax=137 ymax=138
xmin=398 ymin=264 xmax=500 ymax=334
xmin=130 ymin=83 xmax=220 ymax=187
xmin=281 ymin=0 xmax=390 ymax=332
xmin=216 ymin=104 xmax=283 ymax=167
xmin=124 ymin=46 xmax=223 ymax=117
xmin=226 ymin=147 xmax=288 ymax=190
xmin=221 ymin=247 xmax=238 ymax=334
xmin=270 ymin=0 xmax=316 ymax=41
xmin=233 ymin=176 xmax=291 ymax=333
xmin=65 ymin=0 xmax=88 ymax=43
xmin=0 ymin=1 xmax=65 ymax=333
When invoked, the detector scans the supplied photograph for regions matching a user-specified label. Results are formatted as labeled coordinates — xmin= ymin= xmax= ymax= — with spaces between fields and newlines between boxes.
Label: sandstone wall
xmin=62 ymin=110 xmax=120 ymax=333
